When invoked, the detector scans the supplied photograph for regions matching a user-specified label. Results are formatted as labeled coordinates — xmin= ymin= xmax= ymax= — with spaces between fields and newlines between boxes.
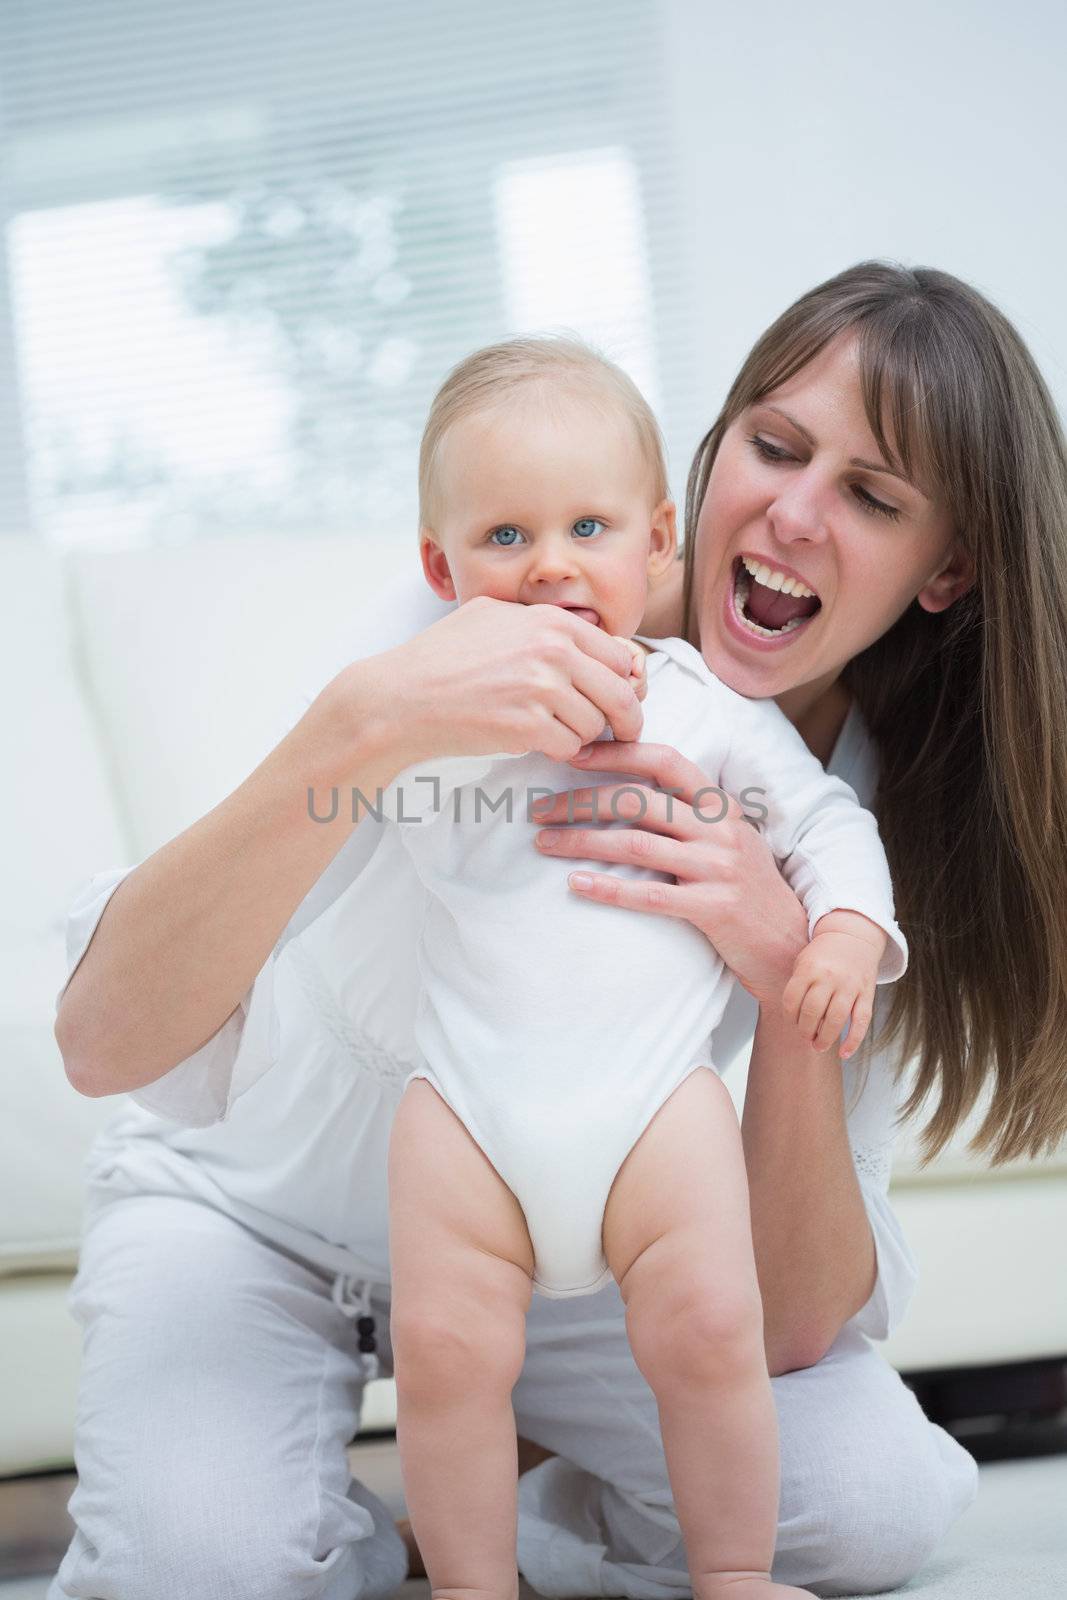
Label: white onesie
xmin=382 ymin=634 xmax=907 ymax=1299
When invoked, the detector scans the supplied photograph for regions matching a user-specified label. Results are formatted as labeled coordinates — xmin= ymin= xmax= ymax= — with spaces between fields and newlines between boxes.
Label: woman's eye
xmin=852 ymin=484 xmax=901 ymax=521
xmin=747 ymin=431 xmax=902 ymax=521
xmin=572 ymin=518 xmax=605 ymax=538
xmin=489 ymin=525 xmax=524 ymax=546
xmin=746 ymin=434 xmax=792 ymax=464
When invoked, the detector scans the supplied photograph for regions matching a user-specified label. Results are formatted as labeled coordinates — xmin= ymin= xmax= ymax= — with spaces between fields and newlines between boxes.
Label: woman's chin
xmin=705 ymin=650 xmax=784 ymax=700
xmin=699 ymin=618 xmax=795 ymax=700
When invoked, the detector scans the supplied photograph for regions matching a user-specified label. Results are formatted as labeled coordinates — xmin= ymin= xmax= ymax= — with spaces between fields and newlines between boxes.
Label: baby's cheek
xmin=471 ymin=573 xmax=524 ymax=605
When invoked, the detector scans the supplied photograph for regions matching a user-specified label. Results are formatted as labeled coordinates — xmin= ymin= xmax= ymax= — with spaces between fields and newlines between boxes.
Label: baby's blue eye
xmin=573 ymin=518 xmax=605 ymax=539
xmin=490 ymin=526 xmax=524 ymax=546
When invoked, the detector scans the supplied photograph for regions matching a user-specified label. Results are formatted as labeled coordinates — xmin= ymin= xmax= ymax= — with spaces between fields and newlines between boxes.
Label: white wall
xmin=662 ymin=0 xmax=1067 ymax=441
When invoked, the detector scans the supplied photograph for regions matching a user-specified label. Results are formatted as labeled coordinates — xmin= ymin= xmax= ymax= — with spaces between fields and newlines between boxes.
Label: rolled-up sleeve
xmin=850 ymin=1176 xmax=918 ymax=1339
xmin=57 ymin=866 xmax=281 ymax=1126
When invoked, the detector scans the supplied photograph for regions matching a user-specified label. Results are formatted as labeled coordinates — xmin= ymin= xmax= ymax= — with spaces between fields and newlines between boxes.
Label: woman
xmin=52 ymin=262 xmax=1067 ymax=1599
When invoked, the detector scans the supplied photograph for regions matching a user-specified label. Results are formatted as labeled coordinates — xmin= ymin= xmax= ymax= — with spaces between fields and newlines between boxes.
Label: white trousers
xmin=49 ymin=1195 xmax=977 ymax=1600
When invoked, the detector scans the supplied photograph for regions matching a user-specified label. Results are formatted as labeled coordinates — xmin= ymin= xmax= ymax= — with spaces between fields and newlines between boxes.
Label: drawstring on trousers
xmin=332 ymin=1273 xmax=381 ymax=1381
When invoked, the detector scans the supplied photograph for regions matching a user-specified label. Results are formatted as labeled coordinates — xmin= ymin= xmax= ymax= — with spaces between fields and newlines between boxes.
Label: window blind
xmin=0 ymin=0 xmax=702 ymax=547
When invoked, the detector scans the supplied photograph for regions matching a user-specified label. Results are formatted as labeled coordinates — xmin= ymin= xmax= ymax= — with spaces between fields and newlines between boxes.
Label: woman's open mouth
xmin=726 ymin=554 xmax=821 ymax=646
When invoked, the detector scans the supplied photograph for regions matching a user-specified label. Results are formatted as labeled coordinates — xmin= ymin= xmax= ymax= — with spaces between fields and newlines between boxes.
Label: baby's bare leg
xmin=389 ymin=1079 xmax=535 ymax=1600
xmin=603 ymin=1068 xmax=815 ymax=1600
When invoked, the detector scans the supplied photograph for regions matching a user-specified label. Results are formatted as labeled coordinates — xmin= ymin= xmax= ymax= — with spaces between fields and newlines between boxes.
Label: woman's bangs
xmin=739 ymin=306 xmax=949 ymax=509
xmin=741 ymin=324 xmax=839 ymax=424
xmin=857 ymin=314 xmax=947 ymax=506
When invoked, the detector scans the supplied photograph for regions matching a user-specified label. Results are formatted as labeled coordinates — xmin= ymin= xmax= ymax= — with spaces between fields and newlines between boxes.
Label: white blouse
xmin=59 ymin=572 xmax=918 ymax=1339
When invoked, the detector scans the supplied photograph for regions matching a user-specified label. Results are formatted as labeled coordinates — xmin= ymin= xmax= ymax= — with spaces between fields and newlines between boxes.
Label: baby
xmin=381 ymin=338 xmax=905 ymax=1600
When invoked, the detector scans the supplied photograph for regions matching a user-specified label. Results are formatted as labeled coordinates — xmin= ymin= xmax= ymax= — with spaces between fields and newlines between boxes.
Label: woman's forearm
xmin=56 ymin=661 xmax=406 ymax=1097
xmin=742 ymin=1006 xmax=877 ymax=1377
xmin=57 ymin=599 xmax=644 ymax=1100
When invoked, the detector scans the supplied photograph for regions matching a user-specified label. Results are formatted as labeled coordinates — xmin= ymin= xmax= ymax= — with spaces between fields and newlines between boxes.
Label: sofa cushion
xmin=0 ymin=539 xmax=128 ymax=932
xmin=0 ymin=1275 xmax=85 ymax=1473
xmin=68 ymin=536 xmax=410 ymax=860
xmin=883 ymin=1177 xmax=1067 ymax=1369
xmin=0 ymin=930 xmax=120 ymax=1272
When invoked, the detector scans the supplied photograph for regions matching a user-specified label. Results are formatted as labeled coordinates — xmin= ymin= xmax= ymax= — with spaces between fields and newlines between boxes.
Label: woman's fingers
xmin=563 ymin=641 xmax=646 ymax=742
xmin=564 ymin=869 xmax=702 ymax=921
xmin=531 ymin=783 xmax=627 ymax=825
xmin=553 ymin=737 xmax=754 ymax=828
xmin=531 ymin=689 xmax=617 ymax=762
xmin=532 ymin=781 xmax=713 ymax=843
xmin=524 ymin=652 xmax=644 ymax=759
xmin=569 ymin=737 xmax=740 ymax=814
xmin=405 ymin=598 xmax=645 ymax=761
xmin=536 ymin=822 xmax=698 ymax=881
xmin=530 ymin=603 xmax=640 ymax=680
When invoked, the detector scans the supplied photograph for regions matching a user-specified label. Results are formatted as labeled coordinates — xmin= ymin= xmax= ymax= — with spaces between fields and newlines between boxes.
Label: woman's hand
xmin=347 ymin=596 xmax=645 ymax=772
xmin=530 ymin=739 xmax=810 ymax=1010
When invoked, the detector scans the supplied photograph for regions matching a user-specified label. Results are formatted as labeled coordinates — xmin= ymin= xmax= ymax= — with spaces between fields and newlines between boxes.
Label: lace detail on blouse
xmin=850 ymin=1142 xmax=893 ymax=1188
xmin=285 ymin=941 xmax=417 ymax=1089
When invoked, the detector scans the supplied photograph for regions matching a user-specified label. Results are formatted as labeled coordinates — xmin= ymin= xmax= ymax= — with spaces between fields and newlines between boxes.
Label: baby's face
xmin=421 ymin=395 xmax=676 ymax=637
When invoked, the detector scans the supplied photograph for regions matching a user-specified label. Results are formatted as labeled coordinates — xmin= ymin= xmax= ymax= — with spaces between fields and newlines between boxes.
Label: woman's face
xmin=691 ymin=333 xmax=970 ymax=715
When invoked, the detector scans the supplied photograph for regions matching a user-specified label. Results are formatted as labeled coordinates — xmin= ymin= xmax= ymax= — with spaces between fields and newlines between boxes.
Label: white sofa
xmin=3 ymin=534 xmax=1065 ymax=1477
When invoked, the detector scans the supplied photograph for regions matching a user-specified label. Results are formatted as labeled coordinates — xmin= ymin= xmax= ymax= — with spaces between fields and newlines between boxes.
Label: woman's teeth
xmin=732 ymin=563 xmax=811 ymax=637
xmin=740 ymin=554 xmax=817 ymax=598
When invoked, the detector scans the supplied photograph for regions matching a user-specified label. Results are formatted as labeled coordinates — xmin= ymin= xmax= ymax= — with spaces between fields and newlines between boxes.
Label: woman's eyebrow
xmin=761 ymin=404 xmax=912 ymax=486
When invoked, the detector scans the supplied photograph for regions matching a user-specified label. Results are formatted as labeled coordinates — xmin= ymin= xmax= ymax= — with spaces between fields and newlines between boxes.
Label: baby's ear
xmin=647 ymin=499 xmax=677 ymax=577
xmin=420 ymin=532 xmax=457 ymax=600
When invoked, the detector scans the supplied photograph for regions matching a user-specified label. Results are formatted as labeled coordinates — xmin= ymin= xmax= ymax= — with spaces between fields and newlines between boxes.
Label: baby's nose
xmin=529 ymin=539 xmax=580 ymax=580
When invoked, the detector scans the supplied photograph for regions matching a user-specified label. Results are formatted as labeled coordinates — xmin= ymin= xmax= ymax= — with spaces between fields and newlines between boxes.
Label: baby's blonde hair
xmin=418 ymin=334 xmax=669 ymax=531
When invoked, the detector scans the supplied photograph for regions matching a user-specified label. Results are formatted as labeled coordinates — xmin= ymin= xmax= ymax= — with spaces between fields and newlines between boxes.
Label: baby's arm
xmin=781 ymin=908 xmax=887 ymax=1059
xmin=715 ymin=692 xmax=906 ymax=1057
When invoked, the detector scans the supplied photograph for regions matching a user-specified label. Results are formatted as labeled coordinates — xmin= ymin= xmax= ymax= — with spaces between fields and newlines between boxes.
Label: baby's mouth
xmin=555 ymin=604 xmax=602 ymax=628
xmin=731 ymin=555 xmax=821 ymax=638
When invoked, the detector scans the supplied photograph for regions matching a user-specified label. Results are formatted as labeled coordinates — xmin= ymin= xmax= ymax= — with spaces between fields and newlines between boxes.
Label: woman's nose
xmin=766 ymin=473 xmax=829 ymax=545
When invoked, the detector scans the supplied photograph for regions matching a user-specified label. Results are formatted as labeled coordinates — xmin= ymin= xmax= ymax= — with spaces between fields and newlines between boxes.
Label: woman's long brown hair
xmin=683 ymin=262 xmax=1067 ymax=1163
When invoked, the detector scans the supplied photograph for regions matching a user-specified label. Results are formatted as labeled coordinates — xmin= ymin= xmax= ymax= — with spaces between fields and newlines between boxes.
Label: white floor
xmin=3 ymin=1452 xmax=1064 ymax=1598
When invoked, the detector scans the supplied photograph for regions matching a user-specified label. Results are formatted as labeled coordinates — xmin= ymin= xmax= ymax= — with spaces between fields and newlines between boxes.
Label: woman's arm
xmin=56 ymin=662 xmax=401 ymax=1097
xmin=742 ymin=1004 xmax=877 ymax=1374
xmin=57 ymin=598 xmax=644 ymax=1098
xmin=530 ymin=739 xmax=879 ymax=1373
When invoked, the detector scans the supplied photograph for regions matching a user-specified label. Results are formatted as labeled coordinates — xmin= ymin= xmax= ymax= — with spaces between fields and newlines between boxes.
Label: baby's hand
xmin=781 ymin=910 xmax=887 ymax=1059
xmin=613 ymin=636 xmax=648 ymax=703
